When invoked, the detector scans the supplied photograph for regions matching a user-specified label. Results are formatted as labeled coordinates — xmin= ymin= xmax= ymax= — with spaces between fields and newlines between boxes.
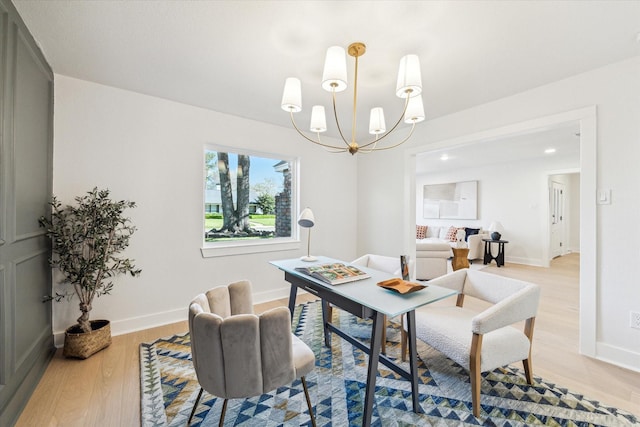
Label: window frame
xmin=200 ymin=143 xmax=301 ymax=258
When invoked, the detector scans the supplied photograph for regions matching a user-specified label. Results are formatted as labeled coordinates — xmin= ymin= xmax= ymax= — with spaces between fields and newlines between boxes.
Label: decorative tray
xmin=376 ymin=278 xmax=427 ymax=294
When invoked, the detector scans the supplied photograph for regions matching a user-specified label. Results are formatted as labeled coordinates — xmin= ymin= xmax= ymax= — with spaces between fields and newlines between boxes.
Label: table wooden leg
xmin=362 ymin=311 xmax=384 ymax=427
xmin=406 ymin=310 xmax=423 ymax=413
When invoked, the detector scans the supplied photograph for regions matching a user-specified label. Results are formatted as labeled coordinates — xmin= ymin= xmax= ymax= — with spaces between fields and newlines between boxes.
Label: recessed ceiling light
xmin=544 ymin=148 xmax=556 ymax=154
xmin=440 ymin=154 xmax=449 ymax=161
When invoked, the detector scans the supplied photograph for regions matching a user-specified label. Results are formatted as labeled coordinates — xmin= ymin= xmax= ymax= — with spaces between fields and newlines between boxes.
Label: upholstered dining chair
xmin=401 ymin=269 xmax=541 ymax=417
xmin=187 ymin=280 xmax=316 ymax=427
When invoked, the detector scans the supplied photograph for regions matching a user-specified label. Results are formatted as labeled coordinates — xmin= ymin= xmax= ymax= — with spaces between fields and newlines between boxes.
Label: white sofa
xmin=415 ymin=225 xmax=489 ymax=280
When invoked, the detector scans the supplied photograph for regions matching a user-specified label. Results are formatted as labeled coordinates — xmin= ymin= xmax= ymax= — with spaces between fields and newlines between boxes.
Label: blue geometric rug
xmin=140 ymin=301 xmax=639 ymax=426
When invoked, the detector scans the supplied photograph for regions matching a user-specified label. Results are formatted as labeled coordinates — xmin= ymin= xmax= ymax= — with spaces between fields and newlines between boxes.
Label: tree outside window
xmin=204 ymin=147 xmax=294 ymax=243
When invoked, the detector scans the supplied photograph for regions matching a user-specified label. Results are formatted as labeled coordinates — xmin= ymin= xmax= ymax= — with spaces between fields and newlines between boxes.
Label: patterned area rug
xmin=140 ymin=301 xmax=639 ymax=426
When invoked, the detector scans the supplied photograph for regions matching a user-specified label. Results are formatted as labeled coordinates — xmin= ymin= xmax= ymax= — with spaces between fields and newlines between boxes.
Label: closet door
xmin=0 ymin=1 xmax=54 ymax=425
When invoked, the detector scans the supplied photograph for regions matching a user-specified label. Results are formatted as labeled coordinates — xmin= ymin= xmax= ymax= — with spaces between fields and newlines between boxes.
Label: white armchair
xmin=402 ymin=269 xmax=540 ymax=417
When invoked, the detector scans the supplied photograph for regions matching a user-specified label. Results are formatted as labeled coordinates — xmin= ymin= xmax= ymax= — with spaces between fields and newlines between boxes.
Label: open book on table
xmin=295 ymin=263 xmax=370 ymax=285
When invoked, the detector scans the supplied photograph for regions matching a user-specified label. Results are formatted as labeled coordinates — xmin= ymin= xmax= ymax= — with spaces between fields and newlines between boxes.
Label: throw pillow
xmin=445 ymin=226 xmax=459 ymax=242
xmin=416 ymin=225 xmax=428 ymax=240
xmin=464 ymin=227 xmax=481 ymax=242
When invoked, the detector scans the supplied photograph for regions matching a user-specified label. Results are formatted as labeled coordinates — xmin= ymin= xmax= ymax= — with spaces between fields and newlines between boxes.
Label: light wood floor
xmin=16 ymin=253 xmax=640 ymax=426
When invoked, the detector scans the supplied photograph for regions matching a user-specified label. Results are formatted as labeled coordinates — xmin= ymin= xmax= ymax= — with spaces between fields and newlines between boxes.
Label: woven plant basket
xmin=63 ymin=319 xmax=112 ymax=359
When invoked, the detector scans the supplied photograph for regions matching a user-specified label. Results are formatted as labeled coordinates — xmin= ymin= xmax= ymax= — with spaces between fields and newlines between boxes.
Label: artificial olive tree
xmin=39 ymin=188 xmax=141 ymax=333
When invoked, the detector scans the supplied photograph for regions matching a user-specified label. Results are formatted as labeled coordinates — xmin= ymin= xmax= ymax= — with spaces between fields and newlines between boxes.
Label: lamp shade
xmin=321 ymin=46 xmax=348 ymax=92
xmin=369 ymin=107 xmax=386 ymax=135
xmin=309 ymin=106 xmax=327 ymax=133
xmin=281 ymin=77 xmax=302 ymax=112
xmin=298 ymin=208 xmax=315 ymax=228
xmin=489 ymin=221 xmax=503 ymax=232
xmin=403 ymin=95 xmax=425 ymax=124
xmin=396 ymin=54 xmax=422 ymax=98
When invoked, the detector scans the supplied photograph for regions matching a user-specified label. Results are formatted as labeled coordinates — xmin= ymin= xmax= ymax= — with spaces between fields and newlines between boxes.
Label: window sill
xmin=201 ymin=238 xmax=301 ymax=258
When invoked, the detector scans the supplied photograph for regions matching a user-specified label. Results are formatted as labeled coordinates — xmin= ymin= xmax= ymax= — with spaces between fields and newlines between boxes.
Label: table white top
xmin=270 ymin=256 xmax=457 ymax=317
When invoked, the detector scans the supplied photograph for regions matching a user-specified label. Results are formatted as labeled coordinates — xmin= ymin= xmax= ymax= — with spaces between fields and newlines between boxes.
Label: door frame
xmin=543 ymin=169 xmax=580 ymax=266
xmin=405 ymin=106 xmax=597 ymax=357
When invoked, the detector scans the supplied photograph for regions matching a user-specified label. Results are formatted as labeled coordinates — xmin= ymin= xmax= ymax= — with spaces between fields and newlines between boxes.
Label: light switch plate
xmin=597 ymin=189 xmax=611 ymax=205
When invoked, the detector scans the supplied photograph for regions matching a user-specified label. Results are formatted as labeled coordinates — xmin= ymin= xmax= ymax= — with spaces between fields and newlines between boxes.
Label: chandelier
xmin=281 ymin=42 xmax=424 ymax=155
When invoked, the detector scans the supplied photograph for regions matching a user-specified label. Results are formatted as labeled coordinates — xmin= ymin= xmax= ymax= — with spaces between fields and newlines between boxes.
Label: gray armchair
xmin=188 ymin=280 xmax=316 ymax=426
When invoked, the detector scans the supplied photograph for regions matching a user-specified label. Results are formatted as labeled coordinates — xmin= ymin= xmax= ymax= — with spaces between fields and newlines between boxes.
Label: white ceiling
xmin=415 ymin=121 xmax=581 ymax=175
xmin=11 ymin=0 xmax=640 ymax=149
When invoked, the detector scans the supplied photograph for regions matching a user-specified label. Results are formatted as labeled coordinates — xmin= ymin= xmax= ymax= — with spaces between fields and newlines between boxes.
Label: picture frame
xmin=423 ymin=180 xmax=478 ymax=219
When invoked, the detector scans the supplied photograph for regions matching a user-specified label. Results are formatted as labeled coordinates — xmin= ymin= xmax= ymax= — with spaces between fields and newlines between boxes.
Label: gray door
xmin=0 ymin=1 xmax=55 ymax=425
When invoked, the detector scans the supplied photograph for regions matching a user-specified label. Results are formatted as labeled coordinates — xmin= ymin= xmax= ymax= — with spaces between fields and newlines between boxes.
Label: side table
xmin=482 ymin=239 xmax=509 ymax=267
xmin=451 ymin=248 xmax=470 ymax=271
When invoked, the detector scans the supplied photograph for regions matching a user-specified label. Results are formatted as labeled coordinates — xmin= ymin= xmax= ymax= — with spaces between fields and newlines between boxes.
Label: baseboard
xmin=53 ymin=284 xmax=298 ymax=347
xmin=595 ymin=342 xmax=640 ymax=373
xmin=504 ymin=256 xmax=545 ymax=267
xmin=252 ymin=285 xmax=295 ymax=304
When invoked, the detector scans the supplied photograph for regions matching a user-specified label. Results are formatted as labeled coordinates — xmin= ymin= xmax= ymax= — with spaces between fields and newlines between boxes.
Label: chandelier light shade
xmin=404 ymin=96 xmax=425 ymax=124
xmin=281 ymin=77 xmax=302 ymax=112
xmin=396 ymin=54 xmax=423 ymax=98
xmin=310 ymin=106 xmax=327 ymax=133
xmin=298 ymin=208 xmax=317 ymax=262
xmin=281 ymin=41 xmax=424 ymax=155
xmin=369 ymin=107 xmax=386 ymax=135
xmin=322 ymin=46 xmax=348 ymax=92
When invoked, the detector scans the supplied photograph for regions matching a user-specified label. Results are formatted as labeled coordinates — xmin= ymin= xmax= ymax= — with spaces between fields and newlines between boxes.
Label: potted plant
xmin=39 ymin=187 xmax=141 ymax=359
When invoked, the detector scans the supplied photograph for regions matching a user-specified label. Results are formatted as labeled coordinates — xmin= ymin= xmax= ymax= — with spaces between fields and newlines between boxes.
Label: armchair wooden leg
xmin=301 ymin=376 xmax=317 ymax=427
xmin=523 ymin=358 xmax=533 ymax=384
xmin=470 ymin=333 xmax=483 ymax=417
xmin=187 ymin=387 xmax=204 ymax=425
xmin=523 ymin=317 xmax=535 ymax=384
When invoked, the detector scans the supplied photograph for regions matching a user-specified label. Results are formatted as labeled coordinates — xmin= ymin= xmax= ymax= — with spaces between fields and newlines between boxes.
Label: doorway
xmin=549 ymin=172 xmax=580 ymax=261
xmin=406 ymin=106 xmax=597 ymax=357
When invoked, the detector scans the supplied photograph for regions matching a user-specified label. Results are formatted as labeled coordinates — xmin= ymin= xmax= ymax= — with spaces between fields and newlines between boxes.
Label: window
xmin=201 ymin=145 xmax=299 ymax=257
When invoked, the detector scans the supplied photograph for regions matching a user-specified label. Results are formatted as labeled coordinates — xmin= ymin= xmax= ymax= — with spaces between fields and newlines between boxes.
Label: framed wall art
xmin=423 ymin=180 xmax=478 ymax=219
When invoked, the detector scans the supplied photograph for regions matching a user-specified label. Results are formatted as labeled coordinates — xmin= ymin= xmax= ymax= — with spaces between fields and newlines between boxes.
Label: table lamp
xmin=489 ymin=221 xmax=503 ymax=240
xmin=298 ymin=208 xmax=317 ymax=262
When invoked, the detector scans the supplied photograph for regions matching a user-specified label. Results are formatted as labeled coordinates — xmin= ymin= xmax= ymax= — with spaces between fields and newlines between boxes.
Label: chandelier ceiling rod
xmin=281 ymin=42 xmax=425 ymax=155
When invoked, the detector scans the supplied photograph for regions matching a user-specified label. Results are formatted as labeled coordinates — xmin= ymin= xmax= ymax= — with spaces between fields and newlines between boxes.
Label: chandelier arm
xmin=358 ymin=94 xmax=411 ymax=150
xmin=364 ymin=121 xmax=417 ymax=152
xmin=331 ymin=91 xmax=353 ymax=148
xmin=288 ymin=111 xmax=345 ymax=150
xmin=358 ymin=135 xmax=379 ymax=154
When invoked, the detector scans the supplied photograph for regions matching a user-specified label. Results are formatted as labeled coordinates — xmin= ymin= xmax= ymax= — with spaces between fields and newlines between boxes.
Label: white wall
xmin=416 ymin=155 xmax=579 ymax=266
xmin=357 ymin=56 xmax=640 ymax=371
xmin=52 ymin=76 xmax=359 ymax=343
xmin=568 ymin=173 xmax=581 ymax=253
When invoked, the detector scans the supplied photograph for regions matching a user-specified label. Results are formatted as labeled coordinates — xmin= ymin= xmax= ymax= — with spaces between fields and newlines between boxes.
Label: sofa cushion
xmin=446 ymin=226 xmax=465 ymax=242
xmin=464 ymin=227 xmax=481 ymax=242
xmin=428 ymin=226 xmax=443 ymax=239
xmin=416 ymin=225 xmax=428 ymax=240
